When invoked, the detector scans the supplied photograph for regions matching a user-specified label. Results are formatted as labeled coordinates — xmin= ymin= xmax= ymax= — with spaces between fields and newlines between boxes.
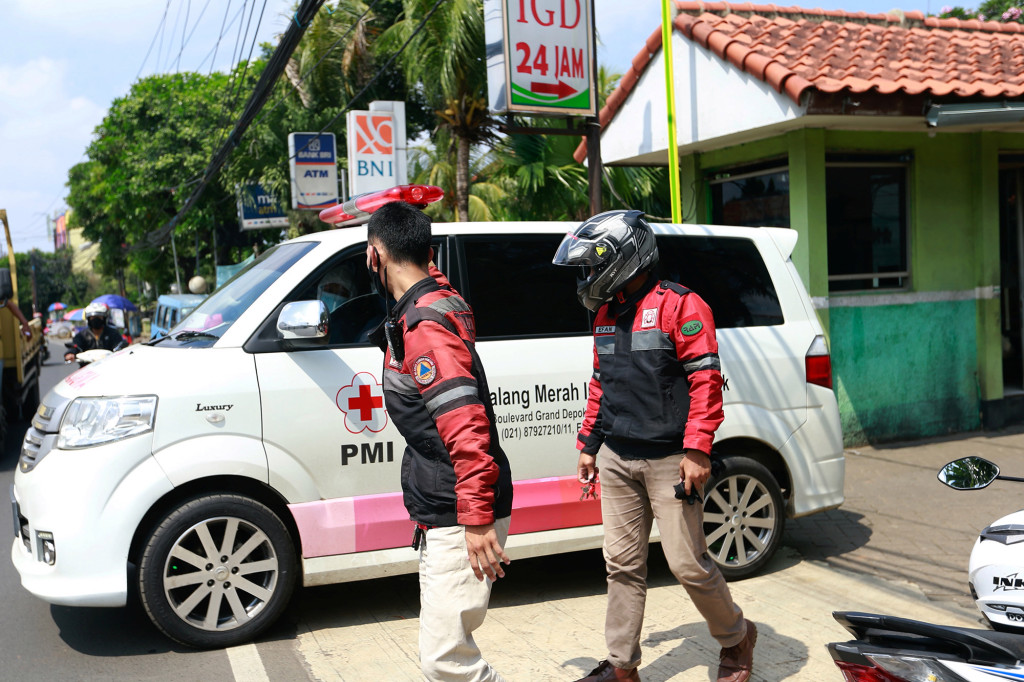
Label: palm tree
xmin=409 ymin=128 xmax=509 ymax=222
xmin=380 ymin=0 xmax=497 ymax=221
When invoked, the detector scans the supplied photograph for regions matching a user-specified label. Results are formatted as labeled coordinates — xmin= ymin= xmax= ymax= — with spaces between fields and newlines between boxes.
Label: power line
xmin=206 ymin=0 xmax=238 ymax=75
xmin=168 ymin=0 xmax=216 ymax=74
xmin=290 ymin=0 xmax=446 ymax=162
xmin=141 ymin=0 xmax=328 ymax=249
xmin=175 ymin=0 xmax=192 ymax=72
xmin=162 ymin=0 xmax=187 ymax=72
xmin=136 ymin=0 xmax=173 ymax=81
xmin=251 ymin=0 xmax=386 ymax=131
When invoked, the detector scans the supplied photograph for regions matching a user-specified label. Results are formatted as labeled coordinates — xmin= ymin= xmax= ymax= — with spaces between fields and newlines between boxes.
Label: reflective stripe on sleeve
xmin=422 ymin=377 xmax=482 ymax=417
xmin=683 ymin=353 xmax=722 ymax=375
xmin=383 ymin=370 xmax=419 ymax=394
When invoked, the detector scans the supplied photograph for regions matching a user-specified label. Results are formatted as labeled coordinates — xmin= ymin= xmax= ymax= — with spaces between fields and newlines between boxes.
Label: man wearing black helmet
xmin=553 ymin=210 xmax=756 ymax=682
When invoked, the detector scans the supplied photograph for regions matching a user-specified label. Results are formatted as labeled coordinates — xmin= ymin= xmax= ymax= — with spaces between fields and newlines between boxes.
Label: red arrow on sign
xmin=530 ymin=80 xmax=577 ymax=98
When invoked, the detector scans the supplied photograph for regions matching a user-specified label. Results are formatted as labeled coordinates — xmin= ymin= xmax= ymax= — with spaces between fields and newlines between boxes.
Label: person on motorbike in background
xmin=64 ymin=302 xmax=123 ymax=362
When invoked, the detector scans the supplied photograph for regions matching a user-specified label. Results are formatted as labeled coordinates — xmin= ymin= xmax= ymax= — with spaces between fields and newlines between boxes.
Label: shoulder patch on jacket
xmin=413 ymin=353 xmax=440 ymax=385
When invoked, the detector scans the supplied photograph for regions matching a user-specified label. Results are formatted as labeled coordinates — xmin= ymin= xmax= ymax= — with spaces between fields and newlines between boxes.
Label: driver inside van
xmin=317 ymin=270 xmax=353 ymax=313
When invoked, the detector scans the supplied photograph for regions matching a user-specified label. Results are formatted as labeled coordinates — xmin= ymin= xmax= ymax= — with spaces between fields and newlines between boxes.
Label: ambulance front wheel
xmin=137 ymin=493 xmax=298 ymax=649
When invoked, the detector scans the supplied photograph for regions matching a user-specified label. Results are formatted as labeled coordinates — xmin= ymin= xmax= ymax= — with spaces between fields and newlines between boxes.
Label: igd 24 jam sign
xmin=500 ymin=0 xmax=595 ymax=115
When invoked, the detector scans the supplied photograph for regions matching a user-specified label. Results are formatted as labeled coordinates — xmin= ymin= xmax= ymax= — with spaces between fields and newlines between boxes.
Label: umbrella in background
xmin=47 ymin=302 xmax=66 ymax=312
xmin=63 ymin=308 xmax=85 ymax=322
xmin=91 ymin=294 xmax=137 ymax=312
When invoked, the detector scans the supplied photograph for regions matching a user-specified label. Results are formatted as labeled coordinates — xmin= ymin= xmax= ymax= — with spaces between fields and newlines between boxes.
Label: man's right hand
xmin=63 ymin=353 xmax=75 ymax=363
xmin=577 ymin=452 xmax=598 ymax=483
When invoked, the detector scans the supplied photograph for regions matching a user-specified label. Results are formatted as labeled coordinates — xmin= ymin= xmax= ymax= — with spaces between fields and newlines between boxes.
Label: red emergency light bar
xmin=318 ymin=184 xmax=444 ymax=226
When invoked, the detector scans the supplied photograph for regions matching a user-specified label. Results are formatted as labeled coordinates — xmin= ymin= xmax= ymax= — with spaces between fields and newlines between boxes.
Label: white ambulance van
xmin=11 ymin=187 xmax=843 ymax=648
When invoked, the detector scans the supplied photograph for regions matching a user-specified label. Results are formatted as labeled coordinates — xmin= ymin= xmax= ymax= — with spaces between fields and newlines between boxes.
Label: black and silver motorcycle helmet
xmin=552 ymin=209 xmax=659 ymax=311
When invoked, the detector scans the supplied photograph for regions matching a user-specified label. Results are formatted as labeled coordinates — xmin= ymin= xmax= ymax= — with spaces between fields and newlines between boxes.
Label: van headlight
xmin=58 ymin=396 xmax=157 ymax=449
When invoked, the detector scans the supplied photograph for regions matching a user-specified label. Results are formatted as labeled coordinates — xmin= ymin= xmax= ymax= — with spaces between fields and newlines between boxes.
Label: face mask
xmin=367 ymin=246 xmax=388 ymax=299
xmin=88 ymin=318 xmax=105 ymax=331
xmin=321 ymin=292 xmax=346 ymax=312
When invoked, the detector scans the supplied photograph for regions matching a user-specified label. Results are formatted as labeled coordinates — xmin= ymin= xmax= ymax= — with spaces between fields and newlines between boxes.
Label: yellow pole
xmin=661 ymin=0 xmax=683 ymax=223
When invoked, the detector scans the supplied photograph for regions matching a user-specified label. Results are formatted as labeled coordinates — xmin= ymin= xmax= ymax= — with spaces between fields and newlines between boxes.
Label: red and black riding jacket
xmin=577 ymin=277 xmax=725 ymax=460
xmin=378 ymin=267 xmax=513 ymax=528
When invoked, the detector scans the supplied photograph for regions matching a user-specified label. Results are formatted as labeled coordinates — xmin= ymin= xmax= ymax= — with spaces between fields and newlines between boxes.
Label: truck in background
xmin=0 ymin=210 xmax=46 ymax=445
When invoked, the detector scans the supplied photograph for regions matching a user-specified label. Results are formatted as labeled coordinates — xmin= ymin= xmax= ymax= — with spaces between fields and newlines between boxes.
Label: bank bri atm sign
xmin=288 ymin=132 xmax=339 ymax=210
xmin=485 ymin=0 xmax=596 ymax=116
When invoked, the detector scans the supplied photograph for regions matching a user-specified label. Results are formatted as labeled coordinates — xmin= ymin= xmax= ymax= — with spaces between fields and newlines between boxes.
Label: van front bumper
xmin=11 ymin=435 xmax=173 ymax=607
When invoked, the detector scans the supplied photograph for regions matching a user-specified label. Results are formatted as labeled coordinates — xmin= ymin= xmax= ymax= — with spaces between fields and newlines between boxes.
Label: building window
xmin=709 ymin=163 xmax=790 ymax=227
xmin=826 ymin=157 xmax=909 ymax=292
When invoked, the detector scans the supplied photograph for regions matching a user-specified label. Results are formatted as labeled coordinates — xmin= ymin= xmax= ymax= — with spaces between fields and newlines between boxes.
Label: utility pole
xmin=29 ymin=250 xmax=38 ymax=315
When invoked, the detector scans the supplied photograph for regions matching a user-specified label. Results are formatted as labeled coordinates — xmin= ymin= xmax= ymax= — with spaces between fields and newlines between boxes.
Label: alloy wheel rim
xmin=703 ymin=474 xmax=777 ymax=568
xmin=161 ymin=516 xmax=279 ymax=632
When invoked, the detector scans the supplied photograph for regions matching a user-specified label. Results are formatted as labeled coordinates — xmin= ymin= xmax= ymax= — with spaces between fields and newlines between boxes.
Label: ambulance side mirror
xmin=278 ymin=300 xmax=329 ymax=344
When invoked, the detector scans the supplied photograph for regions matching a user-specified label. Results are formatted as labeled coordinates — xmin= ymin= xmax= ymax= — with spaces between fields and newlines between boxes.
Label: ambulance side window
xmin=458 ymin=235 xmax=590 ymax=338
xmin=656 ymin=235 xmax=783 ymax=328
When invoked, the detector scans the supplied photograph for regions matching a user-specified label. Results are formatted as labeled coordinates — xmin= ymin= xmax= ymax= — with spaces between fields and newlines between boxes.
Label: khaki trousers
xmin=418 ymin=516 xmax=511 ymax=682
xmin=600 ymin=449 xmax=746 ymax=669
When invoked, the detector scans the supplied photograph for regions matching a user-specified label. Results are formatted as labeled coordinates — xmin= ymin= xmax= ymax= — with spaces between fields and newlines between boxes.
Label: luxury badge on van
xmin=681 ymin=320 xmax=703 ymax=336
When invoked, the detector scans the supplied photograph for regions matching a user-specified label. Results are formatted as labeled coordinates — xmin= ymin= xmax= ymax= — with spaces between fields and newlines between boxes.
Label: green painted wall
xmin=683 ymin=127 xmax=1021 ymax=445
xmin=831 ymin=301 xmax=980 ymax=443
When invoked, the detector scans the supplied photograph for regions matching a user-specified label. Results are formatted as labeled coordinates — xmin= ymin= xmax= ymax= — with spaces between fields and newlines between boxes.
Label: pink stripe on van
xmin=288 ymin=476 xmax=603 ymax=559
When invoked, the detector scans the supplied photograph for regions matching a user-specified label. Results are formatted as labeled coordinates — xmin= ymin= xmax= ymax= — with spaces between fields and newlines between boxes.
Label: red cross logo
xmin=348 ymin=384 xmax=382 ymax=421
xmin=336 ymin=372 xmax=388 ymax=434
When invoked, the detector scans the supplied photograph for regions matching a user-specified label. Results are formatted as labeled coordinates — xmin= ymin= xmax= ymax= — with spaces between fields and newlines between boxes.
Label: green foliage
xmin=937 ymin=0 xmax=1023 ymax=21
xmin=66 ymin=65 xmax=281 ymax=297
xmin=12 ymin=250 xmax=89 ymax=319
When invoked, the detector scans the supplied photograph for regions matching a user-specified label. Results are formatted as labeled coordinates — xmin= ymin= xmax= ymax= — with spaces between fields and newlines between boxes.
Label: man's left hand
xmin=20 ymin=322 xmax=31 ymax=338
xmin=465 ymin=523 xmax=510 ymax=582
xmin=680 ymin=449 xmax=712 ymax=496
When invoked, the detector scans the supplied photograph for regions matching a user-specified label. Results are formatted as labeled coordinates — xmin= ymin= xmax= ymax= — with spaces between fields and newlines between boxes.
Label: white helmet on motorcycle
xmin=552 ymin=209 xmax=659 ymax=312
xmin=84 ymin=302 xmax=109 ymax=321
xmin=968 ymin=510 xmax=1024 ymax=631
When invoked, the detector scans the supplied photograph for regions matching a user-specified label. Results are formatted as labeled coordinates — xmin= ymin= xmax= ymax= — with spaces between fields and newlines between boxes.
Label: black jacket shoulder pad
xmin=659 ymin=280 xmax=692 ymax=296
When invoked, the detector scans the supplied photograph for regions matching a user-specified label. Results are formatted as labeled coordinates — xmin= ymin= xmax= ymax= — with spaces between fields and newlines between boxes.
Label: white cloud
xmin=0 ymin=57 xmax=105 ymax=252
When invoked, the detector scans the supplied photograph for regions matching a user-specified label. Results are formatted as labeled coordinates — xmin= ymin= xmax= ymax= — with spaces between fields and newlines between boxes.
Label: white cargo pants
xmin=418 ymin=516 xmax=511 ymax=682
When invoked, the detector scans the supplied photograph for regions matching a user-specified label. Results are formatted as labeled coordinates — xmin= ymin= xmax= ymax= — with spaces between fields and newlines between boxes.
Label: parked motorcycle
xmin=828 ymin=456 xmax=1024 ymax=681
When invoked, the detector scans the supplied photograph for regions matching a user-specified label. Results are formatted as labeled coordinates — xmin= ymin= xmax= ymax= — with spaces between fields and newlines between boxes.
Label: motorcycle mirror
xmin=937 ymin=456 xmax=1000 ymax=490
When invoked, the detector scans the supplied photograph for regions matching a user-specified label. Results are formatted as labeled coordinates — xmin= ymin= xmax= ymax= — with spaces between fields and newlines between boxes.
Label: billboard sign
xmin=347 ymin=102 xmax=407 ymax=197
xmin=485 ymin=0 xmax=596 ymax=116
xmin=288 ymin=132 xmax=339 ymax=210
xmin=236 ymin=184 xmax=289 ymax=230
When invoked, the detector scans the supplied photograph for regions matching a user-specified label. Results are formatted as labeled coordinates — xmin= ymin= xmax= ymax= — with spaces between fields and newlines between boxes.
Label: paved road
xmin=3 ymin=337 xmax=1017 ymax=680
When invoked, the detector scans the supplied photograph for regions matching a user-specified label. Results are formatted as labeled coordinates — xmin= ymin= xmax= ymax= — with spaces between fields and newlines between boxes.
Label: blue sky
xmin=0 ymin=0 xmax=929 ymax=254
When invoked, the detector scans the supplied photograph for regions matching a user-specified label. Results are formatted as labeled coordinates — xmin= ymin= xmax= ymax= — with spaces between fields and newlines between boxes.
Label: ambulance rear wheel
xmin=138 ymin=493 xmax=297 ymax=648
xmin=702 ymin=456 xmax=784 ymax=580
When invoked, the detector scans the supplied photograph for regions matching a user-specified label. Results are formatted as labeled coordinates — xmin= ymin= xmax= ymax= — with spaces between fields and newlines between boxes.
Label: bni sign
xmin=485 ymin=0 xmax=596 ymax=116
xmin=346 ymin=103 xmax=408 ymax=197
xmin=288 ymin=132 xmax=339 ymax=210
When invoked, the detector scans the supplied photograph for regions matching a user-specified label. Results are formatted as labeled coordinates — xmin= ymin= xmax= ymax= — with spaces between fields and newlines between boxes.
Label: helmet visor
xmin=552 ymin=232 xmax=616 ymax=268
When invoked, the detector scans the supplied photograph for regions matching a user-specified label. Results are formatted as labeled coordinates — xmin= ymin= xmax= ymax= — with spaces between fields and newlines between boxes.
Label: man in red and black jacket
xmin=553 ymin=210 xmax=757 ymax=682
xmin=366 ymin=201 xmax=512 ymax=682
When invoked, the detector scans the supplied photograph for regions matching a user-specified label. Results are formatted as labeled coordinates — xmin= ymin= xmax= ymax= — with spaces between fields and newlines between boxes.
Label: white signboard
xmin=288 ymin=132 xmax=339 ymax=210
xmin=347 ymin=101 xmax=408 ymax=197
xmin=485 ymin=0 xmax=596 ymax=116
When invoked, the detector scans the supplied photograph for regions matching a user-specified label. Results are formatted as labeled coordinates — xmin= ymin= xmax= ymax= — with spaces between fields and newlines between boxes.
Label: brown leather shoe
xmin=717 ymin=619 xmax=757 ymax=682
xmin=573 ymin=659 xmax=641 ymax=682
